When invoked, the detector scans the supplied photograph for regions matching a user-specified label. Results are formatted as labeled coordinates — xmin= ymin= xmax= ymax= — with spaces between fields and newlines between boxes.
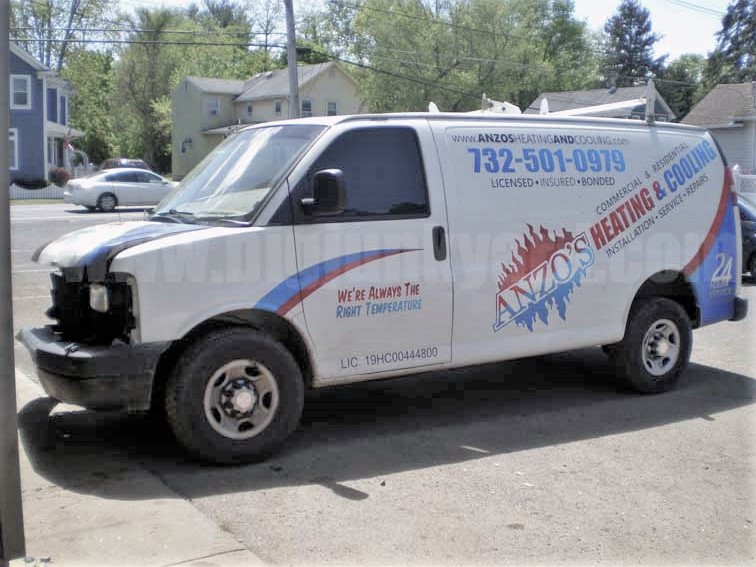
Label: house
xmin=682 ymin=82 xmax=756 ymax=173
xmin=171 ymin=61 xmax=363 ymax=179
xmin=526 ymin=85 xmax=676 ymax=122
xmin=9 ymin=42 xmax=84 ymax=186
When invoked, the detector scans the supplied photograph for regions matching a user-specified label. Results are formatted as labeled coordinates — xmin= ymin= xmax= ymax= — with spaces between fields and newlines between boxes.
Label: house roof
xmin=182 ymin=62 xmax=355 ymax=103
xmin=236 ymin=62 xmax=340 ymax=102
xmin=526 ymin=85 xmax=675 ymax=119
xmin=185 ymin=76 xmax=247 ymax=95
xmin=682 ymin=82 xmax=756 ymax=127
xmin=10 ymin=42 xmax=49 ymax=71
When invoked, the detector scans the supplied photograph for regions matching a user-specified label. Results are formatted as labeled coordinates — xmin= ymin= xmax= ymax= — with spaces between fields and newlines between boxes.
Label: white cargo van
xmin=19 ymin=113 xmax=748 ymax=463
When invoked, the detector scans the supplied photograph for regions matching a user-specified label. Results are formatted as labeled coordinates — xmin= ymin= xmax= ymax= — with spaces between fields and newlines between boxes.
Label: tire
xmin=165 ymin=327 xmax=304 ymax=464
xmin=611 ymin=297 xmax=692 ymax=394
xmin=97 ymin=193 xmax=117 ymax=212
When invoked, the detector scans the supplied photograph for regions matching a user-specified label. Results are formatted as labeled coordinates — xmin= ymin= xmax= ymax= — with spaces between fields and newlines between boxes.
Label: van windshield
xmin=154 ymin=124 xmax=325 ymax=220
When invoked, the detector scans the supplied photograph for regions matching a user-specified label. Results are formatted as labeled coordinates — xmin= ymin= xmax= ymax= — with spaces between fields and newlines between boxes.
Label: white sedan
xmin=63 ymin=168 xmax=178 ymax=212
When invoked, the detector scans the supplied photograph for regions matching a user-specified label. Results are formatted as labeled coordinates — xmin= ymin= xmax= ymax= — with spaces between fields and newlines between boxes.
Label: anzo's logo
xmin=494 ymin=225 xmax=594 ymax=332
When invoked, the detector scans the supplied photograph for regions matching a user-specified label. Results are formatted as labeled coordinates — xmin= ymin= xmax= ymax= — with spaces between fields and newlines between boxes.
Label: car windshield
xmin=154 ymin=124 xmax=326 ymax=220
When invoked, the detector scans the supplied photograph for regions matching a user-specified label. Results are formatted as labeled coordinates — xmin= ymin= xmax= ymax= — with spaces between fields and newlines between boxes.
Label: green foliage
xmin=602 ymin=0 xmax=665 ymax=87
xmin=655 ymin=54 xmax=705 ymax=120
xmin=312 ymin=0 xmax=599 ymax=113
xmin=703 ymin=0 xmax=756 ymax=88
xmin=61 ymin=49 xmax=117 ymax=164
xmin=11 ymin=0 xmax=117 ymax=71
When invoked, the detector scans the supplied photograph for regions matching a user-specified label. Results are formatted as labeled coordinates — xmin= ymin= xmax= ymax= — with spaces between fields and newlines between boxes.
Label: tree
xmin=60 ymin=48 xmax=117 ymax=163
xmin=10 ymin=0 xmax=117 ymax=71
xmin=655 ymin=54 xmax=705 ymax=120
xmin=602 ymin=0 xmax=665 ymax=87
xmin=703 ymin=0 xmax=755 ymax=88
xmin=113 ymin=4 xmax=275 ymax=171
xmin=114 ymin=8 xmax=181 ymax=170
xmin=334 ymin=0 xmax=597 ymax=113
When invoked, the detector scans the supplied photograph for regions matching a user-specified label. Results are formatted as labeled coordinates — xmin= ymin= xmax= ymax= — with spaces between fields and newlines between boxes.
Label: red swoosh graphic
xmin=277 ymin=249 xmax=416 ymax=315
xmin=683 ymin=169 xmax=732 ymax=276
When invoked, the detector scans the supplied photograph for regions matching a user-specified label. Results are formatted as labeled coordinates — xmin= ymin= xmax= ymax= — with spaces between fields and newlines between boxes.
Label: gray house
xmin=171 ymin=62 xmax=363 ymax=179
xmin=682 ymin=82 xmax=756 ymax=173
xmin=526 ymin=85 xmax=676 ymax=122
xmin=9 ymin=42 xmax=83 ymax=185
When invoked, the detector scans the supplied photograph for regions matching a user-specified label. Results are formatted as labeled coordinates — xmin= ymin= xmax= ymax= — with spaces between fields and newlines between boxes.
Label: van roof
xmin=239 ymin=112 xmax=706 ymax=133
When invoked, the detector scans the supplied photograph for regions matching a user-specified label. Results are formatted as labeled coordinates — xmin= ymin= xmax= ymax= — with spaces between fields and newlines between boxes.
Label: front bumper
xmin=16 ymin=326 xmax=169 ymax=411
xmin=731 ymin=296 xmax=748 ymax=322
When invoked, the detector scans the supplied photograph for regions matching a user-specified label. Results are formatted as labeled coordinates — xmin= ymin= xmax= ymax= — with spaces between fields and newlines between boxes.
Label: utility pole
xmin=283 ymin=0 xmax=299 ymax=119
xmin=0 ymin=0 xmax=27 ymax=564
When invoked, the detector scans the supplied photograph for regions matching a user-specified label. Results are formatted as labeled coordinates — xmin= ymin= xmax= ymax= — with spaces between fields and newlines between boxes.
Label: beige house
xmin=171 ymin=62 xmax=363 ymax=179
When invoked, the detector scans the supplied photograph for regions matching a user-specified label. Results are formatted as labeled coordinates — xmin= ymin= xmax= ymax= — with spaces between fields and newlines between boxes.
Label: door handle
xmin=432 ymin=225 xmax=447 ymax=261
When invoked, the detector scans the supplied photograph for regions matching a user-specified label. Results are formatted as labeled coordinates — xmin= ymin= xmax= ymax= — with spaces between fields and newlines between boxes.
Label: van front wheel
xmin=165 ymin=328 xmax=304 ymax=463
xmin=612 ymin=297 xmax=692 ymax=394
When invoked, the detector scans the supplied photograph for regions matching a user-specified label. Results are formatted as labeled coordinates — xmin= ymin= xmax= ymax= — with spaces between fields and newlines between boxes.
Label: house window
xmin=8 ymin=129 xmax=18 ymax=171
xmin=246 ymin=104 xmax=253 ymax=119
xmin=327 ymin=101 xmax=337 ymax=116
xmin=274 ymin=100 xmax=282 ymax=116
xmin=207 ymin=97 xmax=220 ymax=116
xmin=10 ymin=75 xmax=31 ymax=110
xmin=301 ymin=99 xmax=312 ymax=117
xmin=60 ymin=95 xmax=68 ymax=125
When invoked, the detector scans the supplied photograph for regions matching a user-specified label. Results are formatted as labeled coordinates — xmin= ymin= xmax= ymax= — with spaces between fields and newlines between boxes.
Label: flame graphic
xmin=498 ymin=225 xmax=574 ymax=291
xmin=496 ymin=225 xmax=591 ymax=332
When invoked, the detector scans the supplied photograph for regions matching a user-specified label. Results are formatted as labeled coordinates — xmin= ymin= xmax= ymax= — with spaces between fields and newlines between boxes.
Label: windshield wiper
xmin=195 ymin=216 xmax=251 ymax=226
xmin=150 ymin=209 xmax=196 ymax=224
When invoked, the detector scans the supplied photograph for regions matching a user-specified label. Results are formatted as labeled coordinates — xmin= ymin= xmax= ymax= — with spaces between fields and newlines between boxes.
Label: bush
xmin=12 ymin=178 xmax=48 ymax=189
xmin=48 ymin=167 xmax=71 ymax=187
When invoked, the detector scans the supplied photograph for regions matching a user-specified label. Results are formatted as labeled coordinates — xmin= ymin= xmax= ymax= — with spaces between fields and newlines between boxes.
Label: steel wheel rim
xmin=203 ymin=359 xmax=280 ymax=440
xmin=100 ymin=195 xmax=116 ymax=210
xmin=641 ymin=318 xmax=681 ymax=377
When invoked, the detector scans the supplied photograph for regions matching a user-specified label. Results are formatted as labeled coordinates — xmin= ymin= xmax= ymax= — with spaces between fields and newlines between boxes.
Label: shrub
xmin=48 ymin=167 xmax=71 ymax=187
xmin=12 ymin=178 xmax=48 ymax=189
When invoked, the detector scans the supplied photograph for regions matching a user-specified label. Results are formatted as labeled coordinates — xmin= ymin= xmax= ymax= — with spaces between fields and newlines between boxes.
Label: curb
xmin=11 ymin=368 xmax=266 ymax=567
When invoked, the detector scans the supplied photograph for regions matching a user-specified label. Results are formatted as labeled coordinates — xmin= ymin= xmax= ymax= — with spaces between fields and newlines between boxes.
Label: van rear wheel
xmin=611 ymin=297 xmax=692 ymax=393
xmin=165 ymin=328 xmax=304 ymax=463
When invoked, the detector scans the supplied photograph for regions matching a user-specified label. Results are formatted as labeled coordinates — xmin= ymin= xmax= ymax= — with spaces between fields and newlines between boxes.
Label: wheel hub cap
xmin=220 ymin=379 xmax=257 ymax=418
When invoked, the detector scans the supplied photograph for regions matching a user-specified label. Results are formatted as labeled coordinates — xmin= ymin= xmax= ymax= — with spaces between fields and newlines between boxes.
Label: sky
xmin=120 ymin=0 xmax=732 ymax=61
xmin=571 ymin=0 xmax=731 ymax=60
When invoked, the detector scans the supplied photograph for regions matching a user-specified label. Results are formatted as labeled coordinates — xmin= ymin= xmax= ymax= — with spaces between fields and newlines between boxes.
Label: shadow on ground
xmin=18 ymin=347 xmax=756 ymax=501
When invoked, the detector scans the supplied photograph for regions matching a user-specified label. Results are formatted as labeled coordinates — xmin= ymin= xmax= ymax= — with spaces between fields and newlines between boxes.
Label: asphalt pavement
xmin=8 ymin=202 xmax=756 ymax=566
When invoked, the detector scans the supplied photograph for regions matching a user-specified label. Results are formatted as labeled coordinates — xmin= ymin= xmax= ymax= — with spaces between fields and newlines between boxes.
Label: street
xmin=10 ymin=202 xmax=756 ymax=565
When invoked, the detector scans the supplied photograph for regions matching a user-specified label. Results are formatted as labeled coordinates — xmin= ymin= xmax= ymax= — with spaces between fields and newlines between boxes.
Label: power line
xmin=10 ymin=37 xmax=285 ymax=48
xmin=661 ymin=0 xmax=725 ymax=17
xmin=11 ymin=26 xmax=287 ymax=37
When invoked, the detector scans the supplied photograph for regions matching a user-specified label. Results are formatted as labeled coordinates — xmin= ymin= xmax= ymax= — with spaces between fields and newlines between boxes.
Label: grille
xmin=47 ymin=272 xmax=134 ymax=344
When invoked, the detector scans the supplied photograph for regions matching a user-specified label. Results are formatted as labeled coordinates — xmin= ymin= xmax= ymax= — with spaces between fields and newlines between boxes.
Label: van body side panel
xmin=432 ymin=120 xmax=730 ymax=366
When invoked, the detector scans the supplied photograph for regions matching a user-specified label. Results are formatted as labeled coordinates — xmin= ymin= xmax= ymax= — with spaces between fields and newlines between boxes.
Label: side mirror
xmin=301 ymin=169 xmax=345 ymax=216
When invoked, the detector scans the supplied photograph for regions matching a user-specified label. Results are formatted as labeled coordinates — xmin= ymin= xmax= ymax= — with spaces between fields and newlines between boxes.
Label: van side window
xmin=295 ymin=127 xmax=430 ymax=222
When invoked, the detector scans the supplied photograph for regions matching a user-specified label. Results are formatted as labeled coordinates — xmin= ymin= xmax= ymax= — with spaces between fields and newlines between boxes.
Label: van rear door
xmin=289 ymin=123 xmax=453 ymax=380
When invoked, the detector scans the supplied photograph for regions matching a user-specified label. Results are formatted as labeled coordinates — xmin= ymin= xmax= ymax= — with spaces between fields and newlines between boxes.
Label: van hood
xmin=33 ymin=221 xmax=207 ymax=281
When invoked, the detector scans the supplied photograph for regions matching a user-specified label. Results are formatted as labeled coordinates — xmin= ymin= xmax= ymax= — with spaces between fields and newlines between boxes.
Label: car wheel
xmin=164 ymin=327 xmax=304 ymax=464
xmin=97 ymin=193 xmax=117 ymax=212
xmin=610 ymin=297 xmax=692 ymax=394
